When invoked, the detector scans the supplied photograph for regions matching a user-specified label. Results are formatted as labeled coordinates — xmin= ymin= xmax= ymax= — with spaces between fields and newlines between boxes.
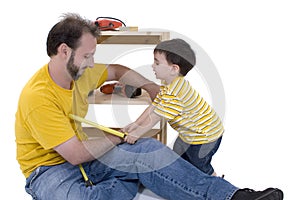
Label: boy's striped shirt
xmin=153 ymin=76 xmax=224 ymax=144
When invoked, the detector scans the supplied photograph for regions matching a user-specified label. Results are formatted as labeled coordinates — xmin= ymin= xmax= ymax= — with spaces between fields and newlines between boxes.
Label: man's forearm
xmin=82 ymin=133 xmax=122 ymax=162
xmin=54 ymin=133 xmax=122 ymax=166
xmin=140 ymin=82 xmax=160 ymax=101
xmin=118 ymin=68 xmax=160 ymax=100
xmin=107 ymin=64 xmax=160 ymax=100
xmin=118 ymin=67 xmax=154 ymax=87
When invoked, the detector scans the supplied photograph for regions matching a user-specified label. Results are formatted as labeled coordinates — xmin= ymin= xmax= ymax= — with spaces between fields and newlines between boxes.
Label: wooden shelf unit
xmin=86 ymin=30 xmax=169 ymax=144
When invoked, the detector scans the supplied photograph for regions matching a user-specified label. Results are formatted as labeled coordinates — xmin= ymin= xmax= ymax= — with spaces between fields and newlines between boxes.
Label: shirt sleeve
xmin=95 ymin=63 xmax=108 ymax=88
xmin=152 ymin=93 xmax=183 ymax=120
xmin=25 ymin=105 xmax=75 ymax=150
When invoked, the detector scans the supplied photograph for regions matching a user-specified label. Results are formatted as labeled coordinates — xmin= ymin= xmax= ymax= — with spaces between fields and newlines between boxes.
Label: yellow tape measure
xmin=69 ymin=114 xmax=126 ymax=138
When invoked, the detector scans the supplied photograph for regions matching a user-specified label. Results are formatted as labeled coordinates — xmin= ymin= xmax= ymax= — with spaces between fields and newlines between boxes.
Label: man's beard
xmin=67 ymin=51 xmax=80 ymax=81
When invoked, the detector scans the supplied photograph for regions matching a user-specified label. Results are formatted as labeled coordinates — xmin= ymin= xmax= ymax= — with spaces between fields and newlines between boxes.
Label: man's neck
xmin=48 ymin=60 xmax=73 ymax=90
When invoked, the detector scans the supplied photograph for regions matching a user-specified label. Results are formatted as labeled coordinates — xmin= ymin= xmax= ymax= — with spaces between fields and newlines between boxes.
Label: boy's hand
xmin=124 ymin=134 xmax=139 ymax=144
xmin=121 ymin=122 xmax=142 ymax=144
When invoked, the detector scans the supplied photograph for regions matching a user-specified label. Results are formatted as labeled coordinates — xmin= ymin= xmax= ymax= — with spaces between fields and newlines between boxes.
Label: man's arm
xmin=54 ymin=133 xmax=122 ymax=165
xmin=106 ymin=64 xmax=160 ymax=100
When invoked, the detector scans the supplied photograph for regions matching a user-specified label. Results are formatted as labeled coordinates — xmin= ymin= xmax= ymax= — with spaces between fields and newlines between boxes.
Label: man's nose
xmin=87 ymin=57 xmax=95 ymax=68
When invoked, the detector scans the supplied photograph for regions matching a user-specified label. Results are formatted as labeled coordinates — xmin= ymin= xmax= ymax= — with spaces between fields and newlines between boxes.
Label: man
xmin=15 ymin=13 xmax=283 ymax=199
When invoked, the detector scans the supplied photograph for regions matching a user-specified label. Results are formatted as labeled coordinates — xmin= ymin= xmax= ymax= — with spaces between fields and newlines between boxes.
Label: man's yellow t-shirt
xmin=15 ymin=63 xmax=107 ymax=178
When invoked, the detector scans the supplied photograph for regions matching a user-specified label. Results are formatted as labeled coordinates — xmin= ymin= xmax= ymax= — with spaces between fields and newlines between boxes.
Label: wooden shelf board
xmin=98 ymin=31 xmax=170 ymax=44
xmin=88 ymin=89 xmax=152 ymax=105
xmin=83 ymin=127 xmax=161 ymax=140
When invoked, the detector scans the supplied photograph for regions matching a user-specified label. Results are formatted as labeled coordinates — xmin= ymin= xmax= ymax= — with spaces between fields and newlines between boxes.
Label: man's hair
xmin=154 ymin=38 xmax=196 ymax=76
xmin=46 ymin=13 xmax=100 ymax=57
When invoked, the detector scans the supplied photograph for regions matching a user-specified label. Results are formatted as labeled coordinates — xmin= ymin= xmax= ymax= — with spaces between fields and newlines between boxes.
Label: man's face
xmin=66 ymin=51 xmax=80 ymax=80
xmin=67 ymin=33 xmax=97 ymax=81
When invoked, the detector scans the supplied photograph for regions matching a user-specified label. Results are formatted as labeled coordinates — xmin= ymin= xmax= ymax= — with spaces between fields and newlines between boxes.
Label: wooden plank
xmin=83 ymin=127 xmax=162 ymax=141
xmin=97 ymin=31 xmax=169 ymax=44
xmin=97 ymin=35 xmax=161 ymax=44
xmin=88 ymin=89 xmax=152 ymax=105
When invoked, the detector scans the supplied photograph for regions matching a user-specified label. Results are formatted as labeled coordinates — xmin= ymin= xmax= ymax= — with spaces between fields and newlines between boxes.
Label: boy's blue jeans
xmin=25 ymin=138 xmax=238 ymax=200
xmin=173 ymin=136 xmax=223 ymax=175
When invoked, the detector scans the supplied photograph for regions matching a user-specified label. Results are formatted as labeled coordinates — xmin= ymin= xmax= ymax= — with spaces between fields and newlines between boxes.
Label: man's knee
xmin=135 ymin=138 xmax=165 ymax=152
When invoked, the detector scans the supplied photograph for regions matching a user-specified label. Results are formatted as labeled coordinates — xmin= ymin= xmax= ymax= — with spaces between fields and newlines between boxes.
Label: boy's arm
xmin=123 ymin=105 xmax=162 ymax=144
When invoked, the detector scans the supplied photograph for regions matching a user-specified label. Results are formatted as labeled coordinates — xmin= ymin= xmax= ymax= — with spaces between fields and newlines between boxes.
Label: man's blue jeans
xmin=25 ymin=138 xmax=238 ymax=200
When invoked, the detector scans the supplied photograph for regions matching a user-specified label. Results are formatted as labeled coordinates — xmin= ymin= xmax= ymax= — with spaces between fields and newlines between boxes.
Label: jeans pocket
xmin=25 ymin=167 xmax=41 ymax=200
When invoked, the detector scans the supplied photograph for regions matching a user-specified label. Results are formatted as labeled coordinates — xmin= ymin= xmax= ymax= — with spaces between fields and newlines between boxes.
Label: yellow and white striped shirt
xmin=153 ymin=76 xmax=224 ymax=144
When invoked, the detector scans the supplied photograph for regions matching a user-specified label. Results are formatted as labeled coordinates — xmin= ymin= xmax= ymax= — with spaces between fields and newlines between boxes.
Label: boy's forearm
xmin=129 ymin=123 xmax=153 ymax=139
xmin=131 ymin=112 xmax=161 ymax=138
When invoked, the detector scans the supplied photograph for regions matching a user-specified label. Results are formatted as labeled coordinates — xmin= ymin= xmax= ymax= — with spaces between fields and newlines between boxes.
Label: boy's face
xmin=152 ymin=52 xmax=175 ymax=83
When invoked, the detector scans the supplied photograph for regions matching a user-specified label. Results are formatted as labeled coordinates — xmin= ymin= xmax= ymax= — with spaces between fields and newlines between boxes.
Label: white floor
xmin=134 ymin=186 xmax=165 ymax=200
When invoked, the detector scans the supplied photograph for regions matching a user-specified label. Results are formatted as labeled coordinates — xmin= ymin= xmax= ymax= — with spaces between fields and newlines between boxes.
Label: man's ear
xmin=57 ymin=43 xmax=71 ymax=58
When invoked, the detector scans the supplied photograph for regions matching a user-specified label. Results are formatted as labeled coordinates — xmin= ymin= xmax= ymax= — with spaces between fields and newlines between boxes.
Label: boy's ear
xmin=171 ymin=64 xmax=180 ymax=74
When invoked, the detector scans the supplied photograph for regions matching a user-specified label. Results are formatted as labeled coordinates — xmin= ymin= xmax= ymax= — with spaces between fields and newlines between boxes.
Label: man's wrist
xmin=142 ymin=82 xmax=160 ymax=101
xmin=106 ymin=134 xmax=123 ymax=145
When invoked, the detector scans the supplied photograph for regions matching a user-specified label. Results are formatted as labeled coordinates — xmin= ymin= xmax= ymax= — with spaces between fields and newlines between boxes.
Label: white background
xmin=1 ymin=0 xmax=299 ymax=199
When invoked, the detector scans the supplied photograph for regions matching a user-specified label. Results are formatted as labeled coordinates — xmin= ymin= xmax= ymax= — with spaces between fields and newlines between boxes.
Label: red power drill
xmin=94 ymin=17 xmax=126 ymax=31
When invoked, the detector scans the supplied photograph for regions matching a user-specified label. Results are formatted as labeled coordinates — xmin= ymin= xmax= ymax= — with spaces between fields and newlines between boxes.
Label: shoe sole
xmin=255 ymin=188 xmax=284 ymax=200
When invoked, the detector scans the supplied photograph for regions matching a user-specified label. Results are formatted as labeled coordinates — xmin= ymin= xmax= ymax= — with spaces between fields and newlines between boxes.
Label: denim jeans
xmin=25 ymin=138 xmax=238 ymax=200
xmin=173 ymin=136 xmax=223 ymax=175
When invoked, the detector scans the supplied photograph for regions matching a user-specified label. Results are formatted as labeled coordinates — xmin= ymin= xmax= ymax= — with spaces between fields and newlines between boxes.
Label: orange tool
xmin=94 ymin=17 xmax=126 ymax=31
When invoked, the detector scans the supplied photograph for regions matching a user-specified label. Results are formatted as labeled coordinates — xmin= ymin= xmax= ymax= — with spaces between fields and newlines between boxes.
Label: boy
xmin=123 ymin=38 xmax=224 ymax=176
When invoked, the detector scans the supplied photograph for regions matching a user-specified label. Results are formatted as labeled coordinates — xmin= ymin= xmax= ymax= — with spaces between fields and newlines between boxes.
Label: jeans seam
xmin=135 ymin=160 xmax=204 ymax=198
xmin=226 ymin=188 xmax=239 ymax=200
